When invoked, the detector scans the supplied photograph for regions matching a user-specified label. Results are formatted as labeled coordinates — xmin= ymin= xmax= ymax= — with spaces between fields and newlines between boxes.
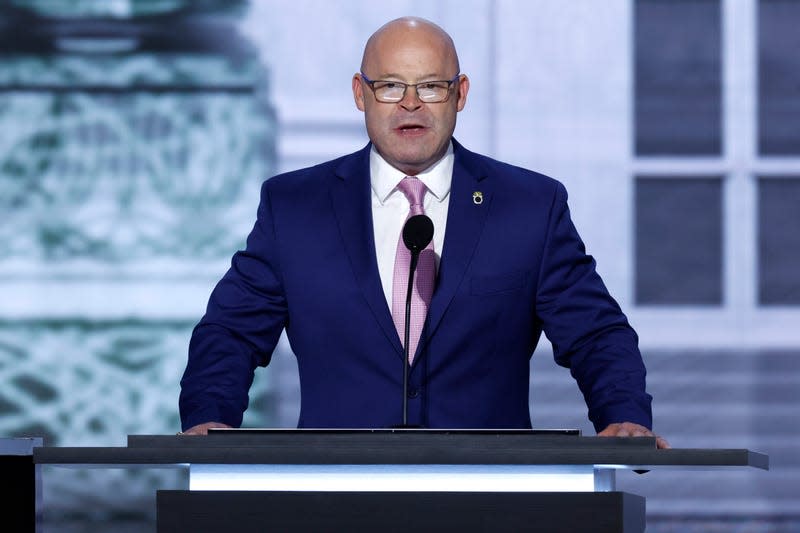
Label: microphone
xmin=399 ymin=214 xmax=433 ymax=427
xmin=403 ymin=214 xmax=434 ymax=255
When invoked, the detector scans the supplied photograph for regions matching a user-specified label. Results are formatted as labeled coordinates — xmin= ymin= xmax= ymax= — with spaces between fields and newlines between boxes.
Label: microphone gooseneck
xmin=400 ymin=214 xmax=434 ymax=427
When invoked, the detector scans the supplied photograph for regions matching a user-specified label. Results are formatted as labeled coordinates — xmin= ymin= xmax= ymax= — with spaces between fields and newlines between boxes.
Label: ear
xmin=455 ymin=74 xmax=470 ymax=112
xmin=352 ymin=74 xmax=366 ymax=112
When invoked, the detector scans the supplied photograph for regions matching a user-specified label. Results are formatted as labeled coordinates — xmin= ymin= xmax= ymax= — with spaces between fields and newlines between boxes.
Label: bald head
xmin=360 ymin=17 xmax=460 ymax=76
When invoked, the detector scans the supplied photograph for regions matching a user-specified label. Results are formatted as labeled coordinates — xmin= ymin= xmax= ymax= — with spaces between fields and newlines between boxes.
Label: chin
xmin=394 ymin=145 xmax=438 ymax=164
xmin=393 ymin=155 xmax=436 ymax=174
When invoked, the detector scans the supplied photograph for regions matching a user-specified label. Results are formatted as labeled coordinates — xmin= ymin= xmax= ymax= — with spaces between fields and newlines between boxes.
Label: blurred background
xmin=0 ymin=0 xmax=797 ymax=531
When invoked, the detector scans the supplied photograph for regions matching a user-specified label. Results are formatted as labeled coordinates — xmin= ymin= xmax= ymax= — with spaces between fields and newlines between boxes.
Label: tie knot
xmin=397 ymin=176 xmax=427 ymax=210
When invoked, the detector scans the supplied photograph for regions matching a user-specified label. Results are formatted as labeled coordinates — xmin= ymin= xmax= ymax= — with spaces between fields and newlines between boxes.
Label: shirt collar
xmin=370 ymin=142 xmax=454 ymax=204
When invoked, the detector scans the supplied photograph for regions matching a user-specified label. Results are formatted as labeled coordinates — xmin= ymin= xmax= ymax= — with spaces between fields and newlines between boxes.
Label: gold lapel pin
xmin=472 ymin=191 xmax=483 ymax=205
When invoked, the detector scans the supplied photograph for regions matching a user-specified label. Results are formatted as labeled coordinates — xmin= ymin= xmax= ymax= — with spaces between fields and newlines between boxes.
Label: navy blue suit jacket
xmin=180 ymin=140 xmax=652 ymax=431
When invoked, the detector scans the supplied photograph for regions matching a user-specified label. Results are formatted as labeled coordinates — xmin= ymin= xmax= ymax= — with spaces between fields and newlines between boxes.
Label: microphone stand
xmin=395 ymin=213 xmax=433 ymax=429
xmin=402 ymin=251 xmax=420 ymax=427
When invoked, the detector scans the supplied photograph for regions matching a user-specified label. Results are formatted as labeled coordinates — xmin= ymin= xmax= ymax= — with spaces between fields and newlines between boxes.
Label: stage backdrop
xmin=0 ymin=1 xmax=797 ymax=531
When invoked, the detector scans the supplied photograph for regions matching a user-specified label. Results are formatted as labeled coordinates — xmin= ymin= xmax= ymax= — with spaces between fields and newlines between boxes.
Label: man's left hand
xmin=598 ymin=422 xmax=671 ymax=449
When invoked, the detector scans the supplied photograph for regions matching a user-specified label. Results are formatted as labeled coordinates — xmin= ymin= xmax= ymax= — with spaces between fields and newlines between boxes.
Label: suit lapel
xmin=330 ymin=145 xmax=404 ymax=356
xmin=425 ymin=141 xmax=492 ymax=340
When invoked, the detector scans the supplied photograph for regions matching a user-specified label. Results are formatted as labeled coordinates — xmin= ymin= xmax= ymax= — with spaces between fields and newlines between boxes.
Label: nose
xmin=399 ymin=86 xmax=422 ymax=111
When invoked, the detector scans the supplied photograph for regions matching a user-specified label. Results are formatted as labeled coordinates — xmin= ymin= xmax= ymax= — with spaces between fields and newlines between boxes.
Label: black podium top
xmin=32 ymin=429 xmax=768 ymax=471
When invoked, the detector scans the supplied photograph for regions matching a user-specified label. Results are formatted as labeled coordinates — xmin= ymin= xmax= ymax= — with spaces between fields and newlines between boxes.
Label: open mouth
xmin=396 ymin=124 xmax=427 ymax=134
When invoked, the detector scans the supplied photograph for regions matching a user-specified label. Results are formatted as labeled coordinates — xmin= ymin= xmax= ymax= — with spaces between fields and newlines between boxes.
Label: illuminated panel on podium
xmin=189 ymin=464 xmax=601 ymax=492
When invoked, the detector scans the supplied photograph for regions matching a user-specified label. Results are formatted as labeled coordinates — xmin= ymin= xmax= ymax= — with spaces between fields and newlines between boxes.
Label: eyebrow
xmin=378 ymin=73 xmax=447 ymax=81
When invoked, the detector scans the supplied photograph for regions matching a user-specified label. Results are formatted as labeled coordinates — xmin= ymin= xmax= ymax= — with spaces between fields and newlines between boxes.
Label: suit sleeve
xmin=535 ymin=183 xmax=653 ymax=432
xmin=179 ymin=180 xmax=288 ymax=430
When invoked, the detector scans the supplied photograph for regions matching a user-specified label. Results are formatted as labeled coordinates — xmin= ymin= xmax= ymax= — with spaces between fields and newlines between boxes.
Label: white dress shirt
xmin=370 ymin=143 xmax=453 ymax=308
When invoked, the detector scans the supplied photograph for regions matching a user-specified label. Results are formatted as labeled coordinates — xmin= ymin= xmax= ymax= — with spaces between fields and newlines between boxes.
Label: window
xmin=758 ymin=0 xmax=800 ymax=155
xmin=633 ymin=0 xmax=724 ymax=306
xmin=758 ymin=177 xmax=800 ymax=304
xmin=635 ymin=0 xmax=722 ymax=155
xmin=635 ymin=177 xmax=723 ymax=304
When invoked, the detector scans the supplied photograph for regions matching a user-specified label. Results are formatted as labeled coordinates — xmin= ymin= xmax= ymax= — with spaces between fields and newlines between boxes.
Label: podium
xmin=31 ymin=429 xmax=768 ymax=533
xmin=2 ymin=437 xmax=42 ymax=532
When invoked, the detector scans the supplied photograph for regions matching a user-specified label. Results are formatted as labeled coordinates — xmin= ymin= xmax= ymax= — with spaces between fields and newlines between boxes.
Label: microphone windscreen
xmin=402 ymin=214 xmax=434 ymax=252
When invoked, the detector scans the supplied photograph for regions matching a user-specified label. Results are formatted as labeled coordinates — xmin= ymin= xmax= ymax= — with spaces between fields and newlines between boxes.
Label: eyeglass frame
xmin=359 ymin=72 xmax=462 ymax=103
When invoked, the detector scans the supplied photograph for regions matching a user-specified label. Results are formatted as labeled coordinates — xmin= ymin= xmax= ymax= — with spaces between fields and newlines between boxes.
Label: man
xmin=179 ymin=17 xmax=668 ymax=448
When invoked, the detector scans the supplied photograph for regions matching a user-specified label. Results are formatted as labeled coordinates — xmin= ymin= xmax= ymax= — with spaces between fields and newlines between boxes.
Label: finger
xmin=180 ymin=422 xmax=224 ymax=436
xmin=621 ymin=422 xmax=647 ymax=433
xmin=598 ymin=422 xmax=624 ymax=437
xmin=656 ymin=436 xmax=672 ymax=449
xmin=620 ymin=423 xmax=656 ymax=439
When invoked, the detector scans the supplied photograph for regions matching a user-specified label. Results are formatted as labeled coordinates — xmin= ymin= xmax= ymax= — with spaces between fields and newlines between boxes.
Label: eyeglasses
xmin=360 ymin=72 xmax=461 ymax=103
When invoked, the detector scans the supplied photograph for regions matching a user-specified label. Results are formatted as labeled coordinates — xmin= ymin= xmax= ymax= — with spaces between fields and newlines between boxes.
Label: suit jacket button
xmin=407 ymin=389 xmax=420 ymax=399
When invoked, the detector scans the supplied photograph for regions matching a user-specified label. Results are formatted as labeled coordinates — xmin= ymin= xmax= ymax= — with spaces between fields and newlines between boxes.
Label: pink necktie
xmin=391 ymin=176 xmax=436 ymax=364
